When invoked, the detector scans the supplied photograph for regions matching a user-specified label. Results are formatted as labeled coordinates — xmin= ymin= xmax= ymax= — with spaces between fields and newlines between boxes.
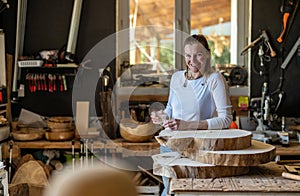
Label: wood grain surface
xmin=170 ymin=162 xmax=300 ymax=194
xmin=156 ymin=129 xmax=252 ymax=151
xmin=152 ymin=152 xmax=249 ymax=179
xmin=184 ymin=140 xmax=276 ymax=166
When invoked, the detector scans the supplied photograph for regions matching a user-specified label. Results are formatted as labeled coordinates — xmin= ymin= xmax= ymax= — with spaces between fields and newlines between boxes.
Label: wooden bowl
xmin=12 ymin=128 xmax=46 ymax=141
xmin=47 ymin=117 xmax=72 ymax=129
xmin=48 ymin=116 xmax=72 ymax=123
xmin=119 ymin=119 xmax=161 ymax=142
xmin=45 ymin=131 xmax=74 ymax=141
xmin=50 ymin=126 xmax=75 ymax=132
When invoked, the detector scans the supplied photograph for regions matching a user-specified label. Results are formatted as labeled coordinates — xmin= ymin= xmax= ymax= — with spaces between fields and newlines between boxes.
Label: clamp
xmin=277 ymin=0 xmax=299 ymax=43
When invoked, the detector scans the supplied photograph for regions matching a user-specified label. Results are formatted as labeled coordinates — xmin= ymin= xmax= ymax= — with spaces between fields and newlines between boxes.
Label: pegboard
xmin=251 ymin=0 xmax=300 ymax=117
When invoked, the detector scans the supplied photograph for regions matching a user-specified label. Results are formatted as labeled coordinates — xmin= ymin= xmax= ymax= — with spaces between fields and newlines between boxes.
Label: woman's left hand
xmin=164 ymin=119 xmax=207 ymax=130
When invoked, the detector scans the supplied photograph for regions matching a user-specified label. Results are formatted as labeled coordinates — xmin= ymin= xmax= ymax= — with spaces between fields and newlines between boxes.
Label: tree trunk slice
xmin=152 ymin=152 xmax=249 ymax=178
xmin=11 ymin=160 xmax=48 ymax=186
xmin=184 ymin=140 xmax=276 ymax=166
xmin=156 ymin=129 xmax=252 ymax=151
xmin=9 ymin=183 xmax=45 ymax=196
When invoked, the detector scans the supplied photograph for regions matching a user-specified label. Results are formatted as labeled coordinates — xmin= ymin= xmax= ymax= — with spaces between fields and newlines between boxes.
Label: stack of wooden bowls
xmin=46 ymin=117 xmax=74 ymax=141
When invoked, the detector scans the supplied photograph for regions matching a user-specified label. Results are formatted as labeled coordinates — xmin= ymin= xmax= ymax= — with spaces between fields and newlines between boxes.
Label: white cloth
xmin=165 ymin=70 xmax=232 ymax=129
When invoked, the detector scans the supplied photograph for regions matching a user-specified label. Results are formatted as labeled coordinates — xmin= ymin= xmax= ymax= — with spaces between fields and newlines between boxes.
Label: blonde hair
xmin=184 ymin=34 xmax=213 ymax=78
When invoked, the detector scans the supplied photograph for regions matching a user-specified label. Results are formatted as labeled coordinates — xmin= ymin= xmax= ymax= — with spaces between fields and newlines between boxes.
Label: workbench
xmin=11 ymin=139 xmax=300 ymax=157
xmin=170 ymin=162 xmax=300 ymax=195
xmin=275 ymin=142 xmax=300 ymax=162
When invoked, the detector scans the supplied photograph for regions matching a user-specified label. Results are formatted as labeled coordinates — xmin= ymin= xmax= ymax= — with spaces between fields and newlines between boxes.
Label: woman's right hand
xmin=150 ymin=110 xmax=168 ymax=125
xmin=163 ymin=119 xmax=179 ymax=130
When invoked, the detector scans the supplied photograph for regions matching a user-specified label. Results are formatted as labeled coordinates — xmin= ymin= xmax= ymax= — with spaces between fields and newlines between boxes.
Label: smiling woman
xmin=152 ymin=34 xmax=232 ymax=196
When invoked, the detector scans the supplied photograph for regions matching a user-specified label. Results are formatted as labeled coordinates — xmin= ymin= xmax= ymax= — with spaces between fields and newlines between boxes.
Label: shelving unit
xmin=17 ymin=66 xmax=78 ymax=116
xmin=0 ymin=103 xmax=8 ymax=116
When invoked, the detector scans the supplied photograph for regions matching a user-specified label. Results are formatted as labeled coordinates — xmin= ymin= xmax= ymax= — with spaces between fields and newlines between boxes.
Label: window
xmin=117 ymin=0 xmax=250 ymax=83
xmin=129 ymin=0 xmax=175 ymax=73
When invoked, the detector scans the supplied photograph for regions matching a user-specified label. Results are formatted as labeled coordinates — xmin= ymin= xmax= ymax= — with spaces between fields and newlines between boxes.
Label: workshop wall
xmin=1 ymin=0 xmax=116 ymax=117
xmin=251 ymin=0 xmax=300 ymax=118
xmin=2 ymin=0 xmax=299 ymax=118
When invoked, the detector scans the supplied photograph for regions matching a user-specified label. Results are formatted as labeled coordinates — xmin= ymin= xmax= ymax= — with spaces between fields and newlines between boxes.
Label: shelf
xmin=0 ymin=103 xmax=7 ymax=108
xmin=12 ymin=138 xmax=160 ymax=157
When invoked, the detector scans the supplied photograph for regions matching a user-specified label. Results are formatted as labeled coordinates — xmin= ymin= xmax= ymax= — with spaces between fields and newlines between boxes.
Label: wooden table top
xmin=12 ymin=138 xmax=300 ymax=151
xmin=11 ymin=137 xmax=300 ymax=158
xmin=275 ymin=142 xmax=300 ymax=156
xmin=170 ymin=162 xmax=300 ymax=195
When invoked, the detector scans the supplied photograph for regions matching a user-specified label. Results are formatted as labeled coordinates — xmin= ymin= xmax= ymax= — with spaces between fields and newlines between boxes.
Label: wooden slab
xmin=170 ymin=162 xmax=300 ymax=194
xmin=152 ymin=152 xmax=249 ymax=179
xmin=156 ymin=129 xmax=252 ymax=151
xmin=184 ymin=140 xmax=276 ymax=166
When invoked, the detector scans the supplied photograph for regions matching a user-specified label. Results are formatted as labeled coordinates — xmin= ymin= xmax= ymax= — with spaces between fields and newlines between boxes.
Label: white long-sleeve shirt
xmin=165 ymin=70 xmax=232 ymax=129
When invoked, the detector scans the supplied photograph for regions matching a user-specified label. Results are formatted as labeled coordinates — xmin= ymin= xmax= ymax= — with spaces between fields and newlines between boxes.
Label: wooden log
xmin=156 ymin=129 xmax=252 ymax=151
xmin=15 ymin=154 xmax=35 ymax=169
xmin=184 ymin=140 xmax=276 ymax=166
xmin=50 ymin=160 xmax=63 ymax=171
xmin=152 ymin=152 xmax=249 ymax=178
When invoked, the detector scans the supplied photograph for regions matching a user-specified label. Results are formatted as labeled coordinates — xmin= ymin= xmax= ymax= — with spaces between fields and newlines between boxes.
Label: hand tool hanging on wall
xmin=241 ymin=30 xmax=277 ymax=57
xmin=273 ymin=36 xmax=300 ymax=112
xmin=277 ymin=0 xmax=299 ymax=44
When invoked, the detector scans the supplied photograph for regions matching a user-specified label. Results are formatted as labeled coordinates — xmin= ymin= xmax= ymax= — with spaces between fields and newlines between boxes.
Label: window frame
xmin=116 ymin=0 xmax=251 ymax=86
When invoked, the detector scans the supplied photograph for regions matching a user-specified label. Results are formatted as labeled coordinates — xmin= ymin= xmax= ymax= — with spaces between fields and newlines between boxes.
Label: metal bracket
xmin=281 ymin=36 xmax=300 ymax=69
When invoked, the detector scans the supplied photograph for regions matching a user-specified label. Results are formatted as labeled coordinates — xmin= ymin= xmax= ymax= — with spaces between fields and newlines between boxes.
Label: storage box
xmin=18 ymin=60 xmax=43 ymax=67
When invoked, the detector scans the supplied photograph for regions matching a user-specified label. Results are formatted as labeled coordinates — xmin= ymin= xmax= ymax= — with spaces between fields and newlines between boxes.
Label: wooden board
xmin=170 ymin=162 xmax=300 ymax=194
xmin=156 ymin=129 xmax=252 ymax=151
xmin=184 ymin=140 xmax=276 ymax=166
xmin=152 ymin=152 xmax=249 ymax=179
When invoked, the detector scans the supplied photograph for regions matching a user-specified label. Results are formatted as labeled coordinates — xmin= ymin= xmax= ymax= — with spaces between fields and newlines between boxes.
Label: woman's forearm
xmin=177 ymin=119 xmax=208 ymax=130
